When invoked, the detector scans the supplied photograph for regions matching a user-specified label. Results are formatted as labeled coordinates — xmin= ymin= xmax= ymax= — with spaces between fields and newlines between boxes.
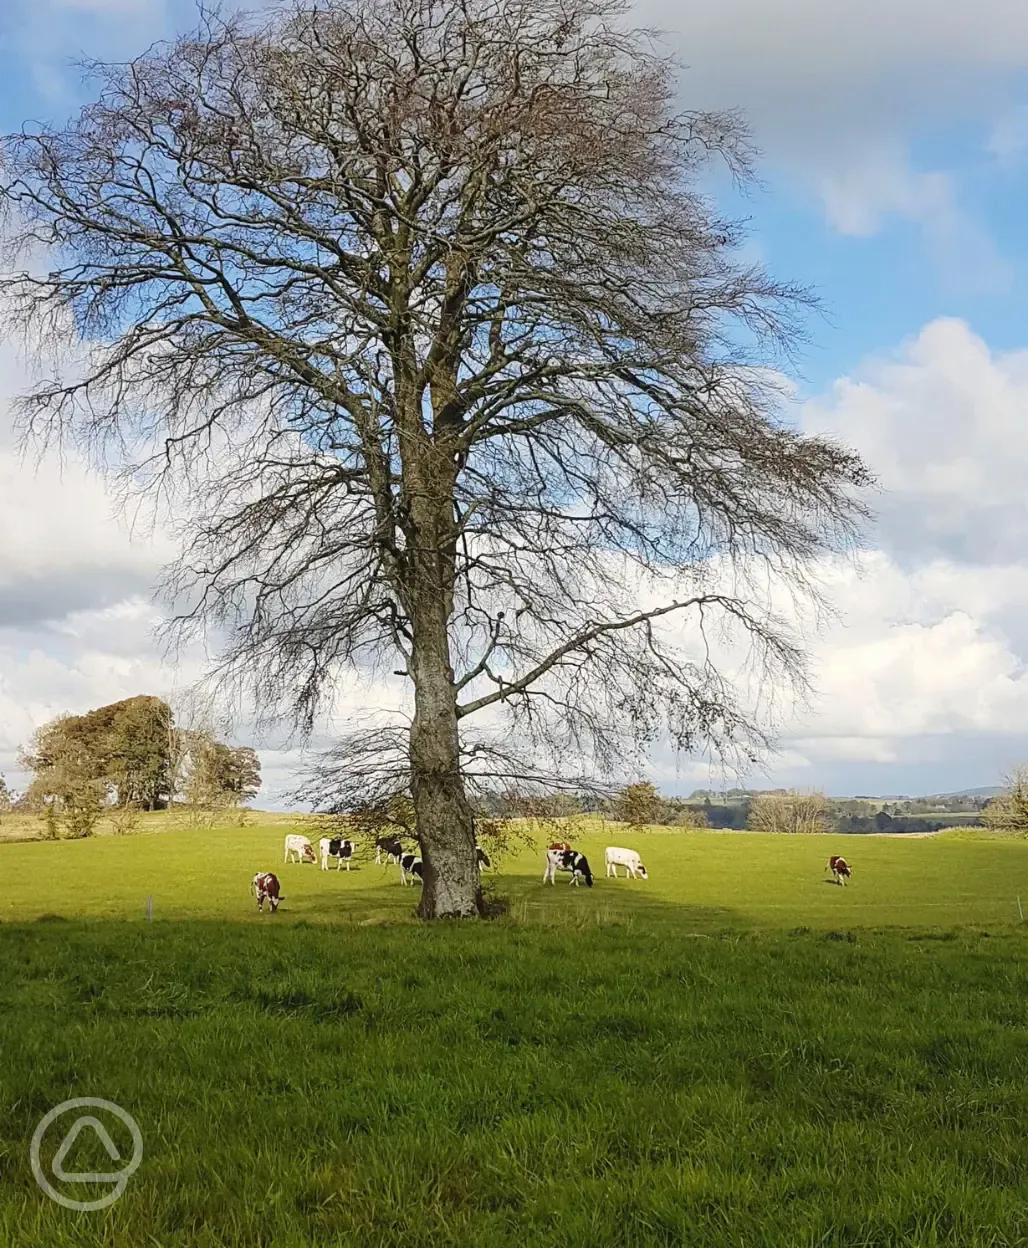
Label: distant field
xmin=3 ymin=821 xmax=1028 ymax=1246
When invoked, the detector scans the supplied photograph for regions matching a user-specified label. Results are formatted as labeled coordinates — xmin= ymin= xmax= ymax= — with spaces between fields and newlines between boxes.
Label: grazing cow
xmin=251 ymin=872 xmax=283 ymax=913
xmin=375 ymin=836 xmax=404 ymax=865
xmin=604 ymin=846 xmax=648 ymax=880
xmin=320 ymin=837 xmax=355 ymax=871
xmin=827 ymin=855 xmax=852 ymax=886
xmin=399 ymin=853 xmax=424 ymax=885
xmin=284 ymin=834 xmax=316 ymax=864
xmin=543 ymin=847 xmax=594 ymax=887
xmin=476 ymin=845 xmax=491 ymax=870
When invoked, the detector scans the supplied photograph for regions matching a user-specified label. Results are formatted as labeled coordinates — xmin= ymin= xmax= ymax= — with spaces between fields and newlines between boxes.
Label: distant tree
xmin=747 ymin=789 xmax=832 ymax=835
xmin=179 ymin=731 xmax=262 ymax=826
xmin=19 ymin=715 xmax=106 ymax=837
xmin=109 ymin=801 xmax=142 ymax=836
xmin=0 ymin=775 xmax=13 ymax=825
xmin=42 ymin=800 xmax=60 ymax=842
xmin=874 ymin=810 xmax=893 ymax=832
xmin=672 ymin=805 xmax=708 ymax=829
xmin=983 ymin=767 xmax=1028 ymax=837
xmin=613 ymin=782 xmax=663 ymax=830
xmin=20 ymin=697 xmax=174 ymax=813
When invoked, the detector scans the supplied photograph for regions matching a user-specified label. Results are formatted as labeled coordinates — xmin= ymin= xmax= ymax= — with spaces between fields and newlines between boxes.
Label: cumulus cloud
xmin=802 ymin=318 xmax=1028 ymax=567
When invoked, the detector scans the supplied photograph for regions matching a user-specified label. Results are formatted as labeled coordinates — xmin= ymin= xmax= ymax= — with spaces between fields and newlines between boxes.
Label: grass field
xmin=3 ymin=821 xmax=1028 ymax=1246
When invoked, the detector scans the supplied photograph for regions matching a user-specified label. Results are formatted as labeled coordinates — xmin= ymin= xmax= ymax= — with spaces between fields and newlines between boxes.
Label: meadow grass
xmin=2 ymin=823 xmax=1028 ymax=1245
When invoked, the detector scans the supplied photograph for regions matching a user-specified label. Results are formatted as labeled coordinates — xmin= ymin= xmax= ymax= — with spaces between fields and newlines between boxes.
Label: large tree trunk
xmin=409 ymin=601 xmax=481 ymax=919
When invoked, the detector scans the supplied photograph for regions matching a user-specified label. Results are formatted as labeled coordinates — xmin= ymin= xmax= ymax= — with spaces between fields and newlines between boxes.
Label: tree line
xmin=6 ymin=696 xmax=260 ymax=837
xmin=462 ymin=782 xmax=993 ymax=834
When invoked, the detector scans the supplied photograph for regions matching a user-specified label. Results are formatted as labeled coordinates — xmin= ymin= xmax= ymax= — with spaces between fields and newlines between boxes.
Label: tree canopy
xmin=19 ymin=696 xmax=261 ymax=831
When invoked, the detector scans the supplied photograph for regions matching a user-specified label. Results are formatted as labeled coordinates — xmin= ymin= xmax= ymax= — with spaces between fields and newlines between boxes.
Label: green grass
xmin=3 ymin=823 xmax=1028 ymax=1245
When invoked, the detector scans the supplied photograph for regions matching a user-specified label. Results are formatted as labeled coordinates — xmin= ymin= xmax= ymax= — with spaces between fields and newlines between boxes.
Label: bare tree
xmin=983 ymin=767 xmax=1028 ymax=837
xmin=0 ymin=0 xmax=871 ymax=917
xmin=747 ymin=789 xmax=833 ymax=835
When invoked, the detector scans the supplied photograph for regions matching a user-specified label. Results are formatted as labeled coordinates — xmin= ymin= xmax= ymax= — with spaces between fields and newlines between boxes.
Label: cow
xmin=476 ymin=845 xmax=491 ymax=870
xmin=320 ymin=837 xmax=355 ymax=871
xmin=284 ymin=834 xmax=316 ymax=864
xmin=252 ymin=872 xmax=283 ymax=913
xmin=399 ymin=853 xmax=424 ymax=885
xmin=827 ymin=855 xmax=852 ymax=886
xmin=604 ymin=847 xmax=648 ymax=880
xmin=375 ymin=836 xmax=404 ymax=865
xmin=543 ymin=847 xmax=593 ymax=887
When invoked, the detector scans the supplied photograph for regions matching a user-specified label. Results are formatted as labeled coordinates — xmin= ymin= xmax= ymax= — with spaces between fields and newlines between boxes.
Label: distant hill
xmin=931 ymin=786 xmax=1005 ymax=799
xmin=691 ymin=785 xmax=1005 ymax=802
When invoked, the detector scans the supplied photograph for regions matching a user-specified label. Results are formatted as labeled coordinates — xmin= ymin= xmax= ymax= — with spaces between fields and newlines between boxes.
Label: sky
xmin=2 ymin=0 xmax=1028 ymax=805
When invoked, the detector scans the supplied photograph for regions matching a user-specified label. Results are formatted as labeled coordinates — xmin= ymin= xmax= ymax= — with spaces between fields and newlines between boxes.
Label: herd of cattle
xmin=250 ymin=835 xmax=853 ymax=913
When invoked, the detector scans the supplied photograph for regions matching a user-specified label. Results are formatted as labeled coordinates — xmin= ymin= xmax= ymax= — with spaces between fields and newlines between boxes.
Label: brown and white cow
xmin=827 ymin=855 xmax=852 ymax=886
xmin=252 ymin=871 xmax=283 ymax=913
xmin=284 ymin=834 xmax=316 ymax=865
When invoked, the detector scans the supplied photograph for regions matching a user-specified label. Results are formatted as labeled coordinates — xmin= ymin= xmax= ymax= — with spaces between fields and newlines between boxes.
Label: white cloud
xmin=630 ymin=0 xmax=1028 ymax=272
xmin=816 ymin=149 xmax=1011 ymax=294
xmin=802 ymin=318 xmax=1028 ymax=567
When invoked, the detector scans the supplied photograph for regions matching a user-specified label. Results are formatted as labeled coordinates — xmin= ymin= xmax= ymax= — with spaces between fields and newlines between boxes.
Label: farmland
xmin=2 ymin=822 xmax=1028 ymax=1246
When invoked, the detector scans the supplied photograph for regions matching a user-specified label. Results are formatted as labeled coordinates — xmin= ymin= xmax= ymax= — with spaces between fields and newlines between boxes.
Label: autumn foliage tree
xmin=0 ymin=0 xmax=870 ymax=916
xmin=613 ymin=782 xmax=664 ymax=830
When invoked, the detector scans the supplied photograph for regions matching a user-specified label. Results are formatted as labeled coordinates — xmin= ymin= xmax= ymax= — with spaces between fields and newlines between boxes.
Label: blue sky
xmin=3 ymin=0 xmax=1028 ymax=803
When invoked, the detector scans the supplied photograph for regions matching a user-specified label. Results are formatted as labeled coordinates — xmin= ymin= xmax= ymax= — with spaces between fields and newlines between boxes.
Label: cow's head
xmin=303 ymin=846 xmax=316 ymax=862
xmin=637 ymin=864 xmax=648 ymax=879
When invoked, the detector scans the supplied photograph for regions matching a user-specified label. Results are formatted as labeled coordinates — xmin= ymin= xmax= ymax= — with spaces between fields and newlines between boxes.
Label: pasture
xmin=2 ymin=822 xmax=1028 ymax=1246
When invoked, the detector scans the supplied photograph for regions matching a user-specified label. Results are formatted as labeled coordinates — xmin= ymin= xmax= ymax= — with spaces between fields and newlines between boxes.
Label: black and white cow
xmin=320 ymin=837 xmax=355 ymax=871
xmin=375 ymin=836 xmax=404 ymax=865
xmin=542 ymin=846 xmax=593 ymax=887
xmin=399 ymin=853 xmax=424 ymax=885
xmin=827 ymin=854 xmax=852 ymax=886
xmin=252 ymin=871 xmax=283 ymax=913
xmin=476 ymin=845 xmax=491 ymax=870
